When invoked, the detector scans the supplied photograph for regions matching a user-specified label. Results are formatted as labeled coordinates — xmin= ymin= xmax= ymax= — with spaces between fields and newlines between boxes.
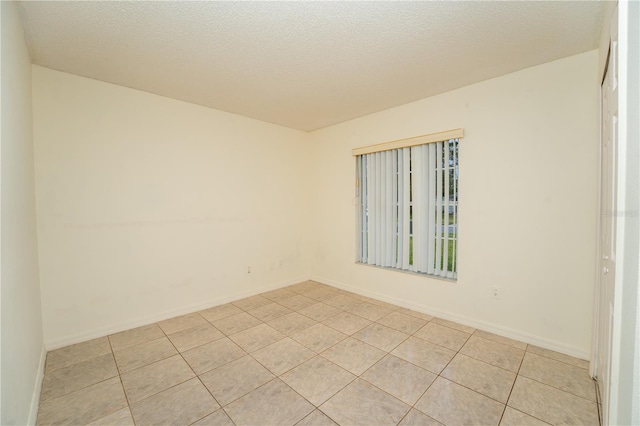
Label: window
xmin=354 ymin=130 xmax=461 ymax=279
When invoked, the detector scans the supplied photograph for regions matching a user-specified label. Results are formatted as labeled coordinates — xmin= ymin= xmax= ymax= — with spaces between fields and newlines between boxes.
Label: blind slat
xmin=401 ymin=148 xmax=411 ymax=270
xmin=379 ymin=152 xmax=387 ymax=266
xmin=367 ymin=154 xmax=376 ymax=265
xmin=442 ymin=141 xmax=451 ymax=277
xmin=411 ymin=145 xmax=422 ymax=272
xmin=451 ymin=140 xmax=458 ymax=279
xmin=434 ymin=142 xmax=443 ymax=274
xmin=385 ymin=152 xmax=394 ymax=266
xmin=427 ymin=143 xmax=436 ymax=275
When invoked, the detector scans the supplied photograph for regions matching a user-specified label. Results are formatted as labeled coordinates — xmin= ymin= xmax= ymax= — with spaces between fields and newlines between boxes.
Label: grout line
xmin=513 ymin=374 xmax=599 ymax=404
xmin=497 ymin=337 xmax=527 ymax=425
xmin=524 ymin=345 xmax=591 ymax=370
xmin=160 ymin=322 xmax=226 ymax=422
xmin=404 ymin=325 xmax=470 ymax=423
xmin=107 ymin=334 xmax=138 ymax=426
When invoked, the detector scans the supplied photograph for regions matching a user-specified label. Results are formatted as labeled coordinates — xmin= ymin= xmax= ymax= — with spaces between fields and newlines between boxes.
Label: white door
xmin=595 ymin=21 xmax=618 ymax=425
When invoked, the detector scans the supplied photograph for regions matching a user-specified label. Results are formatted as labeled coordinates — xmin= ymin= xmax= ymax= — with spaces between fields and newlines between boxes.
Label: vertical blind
xmin=356 ymin=138 xmax=459 ymax=279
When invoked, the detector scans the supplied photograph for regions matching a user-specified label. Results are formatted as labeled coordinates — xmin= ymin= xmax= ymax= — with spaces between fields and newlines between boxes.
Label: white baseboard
xmin=311 ymin=275 xmax=591 ymax=360
xmin=45 ymin=276 xmax=309 ymax=350
xmin=27 ymin=345 xmax=46 ymax=426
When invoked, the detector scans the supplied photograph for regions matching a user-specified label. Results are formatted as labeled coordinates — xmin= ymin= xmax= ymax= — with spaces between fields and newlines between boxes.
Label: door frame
xmin=590 ymin=3 xmax=619 ymax=424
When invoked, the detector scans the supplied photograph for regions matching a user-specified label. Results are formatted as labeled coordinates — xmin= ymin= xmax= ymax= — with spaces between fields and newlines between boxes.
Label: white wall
xmin=32 ymin=66 xmax=312 ymax=348
xmin=1 ymin=2 xmax=45 ymax=425
xmin=309 ymin=51 xmax=599 ymax=358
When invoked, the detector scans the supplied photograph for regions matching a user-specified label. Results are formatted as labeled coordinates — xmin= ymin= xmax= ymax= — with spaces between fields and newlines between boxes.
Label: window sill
xmin=354 ymin=262 xmax=458 ymax=283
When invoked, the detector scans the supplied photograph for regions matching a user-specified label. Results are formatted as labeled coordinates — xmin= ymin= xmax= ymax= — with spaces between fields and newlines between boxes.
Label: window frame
xmin=353 ymin=129 xmax=463 ymax=280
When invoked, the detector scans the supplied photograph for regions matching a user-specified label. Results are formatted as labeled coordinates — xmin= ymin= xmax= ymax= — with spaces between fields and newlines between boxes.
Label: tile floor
xmin=37 ymin=281 xmax=600 ymax=426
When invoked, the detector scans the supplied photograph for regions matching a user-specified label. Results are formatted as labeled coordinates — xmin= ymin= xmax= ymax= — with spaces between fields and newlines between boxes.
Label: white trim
xmin=45 ymin=276 xmax=309 ymax=350
xmin=590 ymin=61 xmax=605 ymax=380
xmin=27 ymin=346 xmax=46 ymax=426
xmin=312 ymin=275 xmax=590 ymax=360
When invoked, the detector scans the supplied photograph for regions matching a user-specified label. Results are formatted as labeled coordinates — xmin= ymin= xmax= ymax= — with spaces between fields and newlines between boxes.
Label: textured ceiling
xmin=18 ymin=1 xmax=604 ymax=131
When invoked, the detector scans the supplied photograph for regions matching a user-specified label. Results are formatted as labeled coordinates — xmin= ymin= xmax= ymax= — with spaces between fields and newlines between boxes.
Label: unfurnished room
xmin=1 ymin=1 xmax=639 ymax=426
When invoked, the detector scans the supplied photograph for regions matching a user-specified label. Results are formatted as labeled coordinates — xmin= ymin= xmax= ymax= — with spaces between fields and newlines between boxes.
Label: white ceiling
xmin=18 ymin=1 xmax=605 ymax=132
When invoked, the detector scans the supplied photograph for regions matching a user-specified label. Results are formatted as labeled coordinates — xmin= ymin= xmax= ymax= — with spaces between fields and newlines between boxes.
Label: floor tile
xmin=415 ymin=377 xmax=504 ymax=426
xmin=391 ymin=336 xmax=455 ymax=374
xmin=167 ymin=323 xmax=224 ymax=352
xmin=320 ymin=379 xmax=409 ymax=426
xmin=323 ymin=294 xmax=363 ymax=310
xmin=526 ymin=345 xmax=590 ymax=369
xmin=299 ymin=303 xmax=342 ymax=322
xmin=248 ymin=302 xmax=293 ymax=321
xmin=109 ymin=324 xmax=165 ymax=351
xmin=460 ymin=335 xmax=525 ymax=372
xmin=285 ymin=281 xmax=321 ymax=295
xmin=355 ymin=296 xmax=400 ymax=311
xmin=508 ymin=376 xmax=599 ymax=426
xmin=441 ymin=353 xmax=516 ymax=403
xmin=200 ymin=355 xmax=274 ymax=406
xmin=500 ymin=407 xmax=551 ymax=425
xmin=120 ymin=355 xmax=195 ymax=402
xmin=431 ymin=317 xmax=476 ymax=334
xmin=397 ymin=308 xmax=434 ymax=322
xmin=281 ymin=356 xmax=356 ymax=406
xmin=261 ymin=288 xmax=297 ymax=302
xmin=322 ymin=312 xmax=372 ymax=335
xmin=86 ymin=407 xmax=134 ymax=425
xmin=45 ymin=337 xmax=112 ymax=373
xmin=252 ymin=338 xmax=315 ymax=375
xmin=199 ymin=303 xmax=243 ymax=322
xmin=191 ymin=409 xmax=235 ymax=426
xmin=278 ymin=295 xmax=317 ymax=311
xmin=519 ymin=352 xmax=596 ymax=401
xmin=398 ymin=409 xmax=443 ymax=426
xmin=296 ymin=410 xmax=338 ymax=426
xmin=36 ymin=377 xmax=127 ymax=425
xmin=232 ymin=294 xmax=272 ymax=311
xmin=362 ymin=355 xmax=436 ymax=405
xmin=348 ymin=302 xmax=392 ymax=321
xmin=130 ymin=378 xmax=219 ymax=426
xmin=40 ymin=353 xmax=119 ymax=401
xmin=352 ymin=323 xmax=409 ymax=352
xmin=290 ymin=323 xmax=347 ymax=353
xmin=268 ymin=312 xmax=317 ymax=335
xmin=304 ymin=288 xmax=343 ymax=302
xmin=113 ymin=337 xmax=177 ymax=373
xmin=474 ymin=329 xmax=528 ymax=350
xmin=321 ymin=337 xmax=386 ymax=375
xmin=225 ymin=379 xmax=314 ymax=426
xmin=414 ymin=322 xmax=471 ymax=351
xmin=211 ymin=312 xmax=261 ymax=335
xmin=157 ymin=312 xmax=207 ymax=335
xmin=228 ymin=323 xmax=286 ymax=353
xmin=376 ymin=311 xmax=428 ymax=334
xmin=182 ymin=337 xmax=245 ymax=374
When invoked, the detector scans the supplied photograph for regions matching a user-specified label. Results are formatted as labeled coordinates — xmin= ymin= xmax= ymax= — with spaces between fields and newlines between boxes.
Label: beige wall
xmin=32 ymin=50 xmax=599 ymax=359
xmin=1 ymin=2 xmax=45 ymax=424
xmin=309 ymin=51 xmax=599 ymax=357
xmin=32 ymin=66 xmax=312 ymax=348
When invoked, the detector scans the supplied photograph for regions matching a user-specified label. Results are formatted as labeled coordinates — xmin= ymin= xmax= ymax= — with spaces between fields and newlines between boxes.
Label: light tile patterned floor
xmin=37 ymin=281 xmax=600 ymax=426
